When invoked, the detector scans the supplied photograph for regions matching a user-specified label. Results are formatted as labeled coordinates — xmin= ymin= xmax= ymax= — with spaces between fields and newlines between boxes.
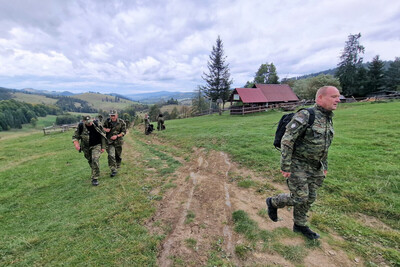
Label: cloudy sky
xmin=0 ymin=0 xmax=399 ymax=94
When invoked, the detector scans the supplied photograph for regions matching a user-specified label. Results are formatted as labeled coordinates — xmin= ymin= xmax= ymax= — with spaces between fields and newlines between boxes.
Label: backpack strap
xmin=305 ymin=108 xmax=315 ymax=126
xmin=78 ymin=122 xmax=84 ymax=135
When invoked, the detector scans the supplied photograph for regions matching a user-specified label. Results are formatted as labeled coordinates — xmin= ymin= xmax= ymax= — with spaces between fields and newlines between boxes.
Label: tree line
xmin=197 ymin=34 xmax=400 ymax=110
xmin=0 ymin=99 xmax=59 ymax=131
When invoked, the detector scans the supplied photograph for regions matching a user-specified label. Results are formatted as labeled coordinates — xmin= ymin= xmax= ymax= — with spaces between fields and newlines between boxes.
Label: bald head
xmin=315 ymin=86 xmax=341 ymax=111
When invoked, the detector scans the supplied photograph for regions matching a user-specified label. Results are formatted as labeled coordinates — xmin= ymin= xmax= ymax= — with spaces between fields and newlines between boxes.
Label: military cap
xmin=82 ymin=115 xmax=93 ymax=122
xmin=109 ymin=109 xmax=117 ymax=115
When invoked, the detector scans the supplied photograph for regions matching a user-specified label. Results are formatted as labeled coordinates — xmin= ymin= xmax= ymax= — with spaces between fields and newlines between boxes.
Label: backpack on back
xmin=78 ymin=120 xmax=99 ymax=135
xmin=273 ymin=108 xmax=315 ymax=150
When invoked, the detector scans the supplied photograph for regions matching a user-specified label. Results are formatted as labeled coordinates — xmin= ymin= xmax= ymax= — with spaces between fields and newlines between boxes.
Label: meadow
xmin=0 ymin=100 xmax=399 ymax=266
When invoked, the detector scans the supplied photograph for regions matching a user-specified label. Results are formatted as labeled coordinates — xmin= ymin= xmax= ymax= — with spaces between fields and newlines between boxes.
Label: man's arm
xmin=72 ymin=126 xmax=81 ymax=151
xmin=280 ymin=110 xmax=310 ymax=174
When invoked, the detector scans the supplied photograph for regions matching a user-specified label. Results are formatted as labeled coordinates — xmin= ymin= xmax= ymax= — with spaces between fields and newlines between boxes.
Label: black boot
xmin=266 ymin=197 xmax=278 ymax=222
xmin=110 ymin=170 xmax=117 ymax=177
xmin=293 ymin=224 xmax=320 ymax=239
xmin=92 ymin=179 xmax=99 ymax=186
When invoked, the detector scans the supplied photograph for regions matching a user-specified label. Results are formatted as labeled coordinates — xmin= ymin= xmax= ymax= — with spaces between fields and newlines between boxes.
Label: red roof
xmin=234 ymin=88 xmax=268 ymax=103
xmin=254 ymin=84 xmax=299 ymax=102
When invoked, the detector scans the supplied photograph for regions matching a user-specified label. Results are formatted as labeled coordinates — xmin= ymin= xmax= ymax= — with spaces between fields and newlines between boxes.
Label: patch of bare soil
xmin=147 ymin=148 xmax=359 ymax=267
xmin=353 ymin=213 xmax=393 ymax=231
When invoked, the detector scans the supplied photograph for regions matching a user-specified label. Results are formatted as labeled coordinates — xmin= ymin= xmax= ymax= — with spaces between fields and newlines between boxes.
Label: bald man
xmin=266 ymin=86 xmax=340 ymax=239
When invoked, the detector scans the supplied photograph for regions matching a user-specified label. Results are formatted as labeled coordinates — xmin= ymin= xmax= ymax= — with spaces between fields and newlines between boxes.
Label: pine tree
xmin=385 ymin=57 xmax=400 ymax=90
xmin=201 ymin=36 xmax=233 ymax=110
xmin=367 ymin=55 xmax=386 ymax=93
xmin=335 ymin=33 xmax=365 ymax=96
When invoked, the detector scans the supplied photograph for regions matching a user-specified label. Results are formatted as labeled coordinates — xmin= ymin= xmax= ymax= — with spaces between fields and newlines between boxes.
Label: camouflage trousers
xmin=107 ymin=144 xmax=123 ymax=172
xmin=271 ymin=159 xmax=325 ymax=226
xmin=82 ymin=144 xmax=102 ymax=180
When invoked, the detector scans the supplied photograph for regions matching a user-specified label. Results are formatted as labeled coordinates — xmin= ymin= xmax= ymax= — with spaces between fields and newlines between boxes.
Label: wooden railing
xmin=43 ymin=124 xmax=77 ymax=135
xmin=230 ymin=105 xmax=268 ymax=115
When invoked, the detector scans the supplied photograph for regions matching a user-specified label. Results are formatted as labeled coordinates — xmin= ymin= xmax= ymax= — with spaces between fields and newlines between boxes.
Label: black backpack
xmin=78 ymin=120 xmax=99 ymax=135
xmin=273 ymin=108 xmax=315 ymax=150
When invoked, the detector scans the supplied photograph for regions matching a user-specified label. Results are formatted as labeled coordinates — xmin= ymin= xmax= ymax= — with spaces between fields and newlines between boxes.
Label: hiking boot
xmin=293 ymin=224 xmax=320 ymax=239
xmin=110 ymin=170 xmax=117 ymax=177
xmin=92 ymin=179 xmax=99 ymax=186
xmin=266 ymin=197 xmax=278 ymax=222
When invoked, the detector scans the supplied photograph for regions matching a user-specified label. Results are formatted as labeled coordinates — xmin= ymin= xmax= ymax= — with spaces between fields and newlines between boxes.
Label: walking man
xmin=157 ymin=113 xmax=165 ymax=131
xmin=144 ymin=113 xmax=151 ymax=135
xmin=72 ymin=115 xmax=107 ymax=186
xmin=103 ymin=110 xmax=126 ymax=177
xmin=266 ymin=86 xmax=341 ymax=239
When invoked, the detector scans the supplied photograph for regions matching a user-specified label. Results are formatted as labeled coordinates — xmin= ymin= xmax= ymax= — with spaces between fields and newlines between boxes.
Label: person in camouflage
xmin=266 ymin=86 xmax=341 ymax=239
xmin=157 ymin=113 xmax=165 ymax=131
xmin=72 ymin=115 xmax=107 ymax=186
xmin=103 ymin=110 xmax=127 ymax=177
xmin=144 ymin=113 xmax=151 ymax=135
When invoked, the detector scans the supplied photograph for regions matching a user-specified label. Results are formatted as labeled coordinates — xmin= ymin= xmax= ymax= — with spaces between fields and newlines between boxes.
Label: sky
xmin=0 ymin=0 xmax=399 ymax=95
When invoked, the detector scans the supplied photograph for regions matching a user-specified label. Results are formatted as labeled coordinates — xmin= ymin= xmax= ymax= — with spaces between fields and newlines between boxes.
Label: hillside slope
xmin=0 ymin=101 xmax=399 ymax=266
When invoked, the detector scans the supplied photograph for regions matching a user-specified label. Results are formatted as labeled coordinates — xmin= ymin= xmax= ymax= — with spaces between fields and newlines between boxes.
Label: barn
xmin=229 ymin=84 xmax=299 ymax=115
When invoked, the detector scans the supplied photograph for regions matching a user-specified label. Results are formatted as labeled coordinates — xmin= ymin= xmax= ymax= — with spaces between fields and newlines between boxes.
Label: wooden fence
xmin=43 ymin=124 xmax=77 ymax=135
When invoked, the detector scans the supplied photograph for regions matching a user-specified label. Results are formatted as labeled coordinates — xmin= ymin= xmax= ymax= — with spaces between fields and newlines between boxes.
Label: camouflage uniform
xmin=144 ymin=117 xmax=150 ymax=134
xmin=103 ymin=117 xmax=126 ymax=172
xmin=72 ymin=121 xmax=107 ymax=181
xmin=157 ymin=114 xmax=165 ymax=131
xmin=270 ymin=104 xmax=334 ymax=226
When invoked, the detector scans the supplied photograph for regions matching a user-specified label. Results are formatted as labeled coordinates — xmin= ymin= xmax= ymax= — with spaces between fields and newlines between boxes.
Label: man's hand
xmin=110 ymin=135 xmax=118 ymax=140
xmin=324 ymin=170 xmax=328 ymax=176
xmin=280 ymin=170 xmax=291 ymax=178
xmin=73 ymin=141 xmax=80 ymax=151
xmin=104 ymin=128 xmax=111 ymax=133
xmin=101 ymin=149 xmax=105 ymax=153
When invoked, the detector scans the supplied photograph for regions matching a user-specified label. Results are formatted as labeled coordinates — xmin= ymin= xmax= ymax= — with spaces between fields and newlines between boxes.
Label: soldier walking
xmin=72 ymin=115 xmax=107 ymax=186
xmin=266 ymin=86 xmax=341 ymax=239
xmin=103 ymin=110 xmax=127 ymax=177
xmin=144 ymin=113 xmax=151 ymax=135
xmin=157 ymin=113 xmax=165 ymax=131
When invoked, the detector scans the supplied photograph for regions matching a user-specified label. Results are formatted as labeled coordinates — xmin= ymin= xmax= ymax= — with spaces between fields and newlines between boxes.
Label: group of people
xmin=72 ymin=110 xmax=127 ymax=186
xmin=144 ymin=113 xmax=165 ymax=135
xmin=72 ymin=86 xmax=340 ymax=240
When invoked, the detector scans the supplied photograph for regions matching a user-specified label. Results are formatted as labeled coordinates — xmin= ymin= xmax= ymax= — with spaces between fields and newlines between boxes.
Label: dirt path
xmin=137 ymin=134 xmax=359 ymax=266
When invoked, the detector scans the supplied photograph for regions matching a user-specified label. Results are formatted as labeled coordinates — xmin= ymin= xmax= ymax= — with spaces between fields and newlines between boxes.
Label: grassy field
xmin=0 ymin=122 xmax=164 ymax=265
xmin=10 ymin=91 xmax=138 ymax=111
xmin=0 ymin=101 xmax=399 ymax=266
xmin=155 ymin=100 xmax=400 ymax=265
xmin=12 ymin=92 xmax=58 ymax=105
xmin=74 ymin=93 xmax=138 ymax=111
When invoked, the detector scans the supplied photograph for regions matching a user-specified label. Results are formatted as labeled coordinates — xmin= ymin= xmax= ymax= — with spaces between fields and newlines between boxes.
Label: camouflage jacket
xmin=72 ymin=121 xmax=107 ymax=149
xmin=281 ymin=104 xmax=335 ymax=172
xmin=103 ymin=118 xmax=127 ymax=145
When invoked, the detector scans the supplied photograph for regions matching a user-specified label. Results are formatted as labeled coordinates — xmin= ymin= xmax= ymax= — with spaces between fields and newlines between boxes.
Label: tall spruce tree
xmin=335 ymin=33 xmax=365 ymax=96
xmin=201 ymin=36 xmax=233 ymax=110
xmin=385 ymin=57 xmax=400 ymax=90
xmin=367 ymin=55 xmax=386 ymax=93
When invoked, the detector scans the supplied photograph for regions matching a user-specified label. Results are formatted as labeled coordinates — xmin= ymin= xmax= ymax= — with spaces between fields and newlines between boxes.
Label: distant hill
xmin=73 ymin=92 xmax=138 ymax=111
xmin=20 ymin=88 xmax=75 ymax=96
xmin=2 ymin=88 xmax=138 ymax=112
xmin=126 ymin=91 xmax=195 ymax=104
xmin=289 ymin=60 xmax=392 ymax=81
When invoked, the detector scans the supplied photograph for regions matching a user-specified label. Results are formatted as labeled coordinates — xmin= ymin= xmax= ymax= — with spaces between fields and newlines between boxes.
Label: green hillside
xmin=73 ymin=92 xmax=138 ymax=111
xmin=0 ymin=101 xmax=399 ymax=266
xmin=12 ymin=92 xmax=58 ymax=105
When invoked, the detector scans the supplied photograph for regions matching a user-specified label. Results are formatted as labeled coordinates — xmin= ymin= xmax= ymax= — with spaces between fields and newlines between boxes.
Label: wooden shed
xmin=229 ymin=84 xmax=299 ymax=114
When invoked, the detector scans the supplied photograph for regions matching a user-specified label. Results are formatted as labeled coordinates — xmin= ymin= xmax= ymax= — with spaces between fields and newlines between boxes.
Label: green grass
xmin=155 ymin=100 xmax=400 ymax=266
xmin=1 ymin=101 xmax=400 ymax=266
xmin=0 ymin=124 xmax=171 ymax=265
